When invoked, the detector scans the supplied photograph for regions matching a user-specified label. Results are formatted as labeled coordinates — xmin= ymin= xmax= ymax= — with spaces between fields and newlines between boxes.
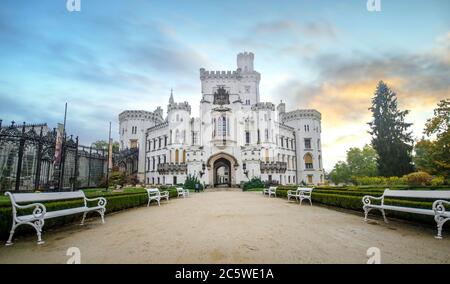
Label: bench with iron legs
xmin=287 ymin=187 xmax=314 ymax=205
xmin=263 ymin=186 xmax=277 ymax=198
xmin=176 ymin=187 xmax=189 ymax=198
xmin=362 ymin=189 xmax=450 ymax=239
xmin=146 ymin=188 xmax=169 ymax=206
xmin=4 ymin=191 xmax=106 ymax=246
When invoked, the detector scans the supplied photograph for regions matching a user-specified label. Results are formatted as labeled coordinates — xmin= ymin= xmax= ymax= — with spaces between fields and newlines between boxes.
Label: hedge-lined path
xmin=1 ymin=191 xmax=449 ymax=263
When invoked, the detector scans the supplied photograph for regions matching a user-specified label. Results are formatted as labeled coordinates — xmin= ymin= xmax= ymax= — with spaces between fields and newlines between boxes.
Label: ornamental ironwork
xmin=213 ymin=86 xmax=230 ymax=105
xmin=260 ymin=161 xmax=287 ymax=173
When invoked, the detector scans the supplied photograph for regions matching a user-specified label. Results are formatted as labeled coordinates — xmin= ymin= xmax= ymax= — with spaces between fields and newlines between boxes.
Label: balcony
xmin=157 ymin=163 xmax=187 ymax=174
xmin=260 ymin=161 xmax=287 ymax=173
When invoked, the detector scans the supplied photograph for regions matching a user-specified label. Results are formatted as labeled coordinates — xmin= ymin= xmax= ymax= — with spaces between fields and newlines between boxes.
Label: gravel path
xmin=1 ymin=190 xmax=449 ymax=264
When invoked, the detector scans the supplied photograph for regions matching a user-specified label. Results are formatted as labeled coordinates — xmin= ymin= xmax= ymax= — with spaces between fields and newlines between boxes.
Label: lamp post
xmin=243 ymin=162 xmax=249 ymax=178
xmin=199 ymin=162 xmax=206 ymax=177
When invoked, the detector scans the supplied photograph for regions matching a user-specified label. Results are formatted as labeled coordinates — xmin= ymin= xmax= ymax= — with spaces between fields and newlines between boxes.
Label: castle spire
xmin=169 ymin=88 xmax=174 ymax=104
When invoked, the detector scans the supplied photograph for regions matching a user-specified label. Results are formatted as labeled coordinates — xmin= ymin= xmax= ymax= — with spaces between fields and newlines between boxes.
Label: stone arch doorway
xmin=207 ymin=152 xmax=238 ymax=187
xmin=214 ymin=158 xmax=231 ymax=187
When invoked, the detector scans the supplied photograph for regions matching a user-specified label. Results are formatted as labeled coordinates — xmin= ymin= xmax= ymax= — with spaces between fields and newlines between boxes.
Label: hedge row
xmin=264 ymin=187 xmax=445 ymax=226
xmin=0 ymin=188 xmax=182 ymax=239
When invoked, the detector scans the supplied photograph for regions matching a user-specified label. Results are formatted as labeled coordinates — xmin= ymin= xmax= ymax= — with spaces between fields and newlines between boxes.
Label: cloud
xmin=274 ymin=32 xmax=450 ymax=170
xmin=230 ymin=19 xmax=339 ymax=57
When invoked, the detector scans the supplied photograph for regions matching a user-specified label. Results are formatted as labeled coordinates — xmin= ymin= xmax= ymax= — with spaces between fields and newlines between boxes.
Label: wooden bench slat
xmin=11 ymin=191 xmax=85 ymax=203
xmin=384 ymin=189 xmax=450 ymax=199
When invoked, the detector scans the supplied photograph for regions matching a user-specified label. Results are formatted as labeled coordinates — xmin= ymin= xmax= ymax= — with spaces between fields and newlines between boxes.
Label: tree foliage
xmin=368 ymin=81 xmax=414 ymax=176
xmin=91 ymin=140 xmax=120 ymax=152
xmin=329 ymin=144 xmax=378 ymax=184
xmin=414 ymin=99 xmax=450 ymax=178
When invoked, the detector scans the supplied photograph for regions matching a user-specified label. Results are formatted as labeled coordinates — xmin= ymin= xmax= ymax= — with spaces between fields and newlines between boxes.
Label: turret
xmin=237 ymin=52 xmax=254 ymax=73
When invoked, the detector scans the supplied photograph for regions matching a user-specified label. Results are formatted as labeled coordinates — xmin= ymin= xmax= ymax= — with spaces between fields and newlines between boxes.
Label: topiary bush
xmin=243 ymin=177 xmax=265 ymax=191
xmin=404 ymin=171 xmax=433 ymax=186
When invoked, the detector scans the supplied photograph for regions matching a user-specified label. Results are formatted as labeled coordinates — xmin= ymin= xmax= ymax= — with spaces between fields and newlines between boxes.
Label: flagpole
xmin=105 ymin=121 xmax=112 ymax=191
xmin=59 ymin=102 xmax=68 ymax=191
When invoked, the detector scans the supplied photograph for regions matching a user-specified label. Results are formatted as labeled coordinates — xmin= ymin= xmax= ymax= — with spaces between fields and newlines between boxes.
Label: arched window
xmin=175 ymin=129 xmax=180 ymax=143
xmin=265 ymin=149 xmax=269 ymax=162
xmin=182 ymin=150 xmax=186 ymax=163
xmin=218 ymin=116 xmax=227 ymax=137
xmin=175 ymin=149 xmax=179 ymax=163
xmin=304 ymin=153 xmax=313 ymax=169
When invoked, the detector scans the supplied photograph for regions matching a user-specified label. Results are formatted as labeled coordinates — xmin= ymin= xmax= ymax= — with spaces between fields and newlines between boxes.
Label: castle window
xmin=265 ymin=129 xmax=269 ymax=141
xmin=218 ymin=116 xmax=227 ymax=137
xmin=307 ymin=175 xmax=313 ymax=184
xmin=264 ymin=149 xmax=269 ymax=162
xmin=175 ymin=130 xmax=180 ymax=144
xmin=175 ymin=149 xmax=179 ymax=163
xmin=280 ymin=136 xmax=284 ymax=147
xmin=182 ymin=150 xmax=186 ymax=163
xmin=304 ymin=153 xmax=313 ymax=169
xmin=304 ymin=138 xmax=312 ymax=149
xmin=192 ymin=131 xmax=198 ymax=145
xmin=164 ymin=136 xmax=167 ymax=147
xmin=245 ymin=131 xmax=250 ymax=144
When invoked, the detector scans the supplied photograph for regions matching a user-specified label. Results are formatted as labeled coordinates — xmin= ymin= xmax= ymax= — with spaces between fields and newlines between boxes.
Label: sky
xmin=0 ymin=0 xmax=449 ymax=171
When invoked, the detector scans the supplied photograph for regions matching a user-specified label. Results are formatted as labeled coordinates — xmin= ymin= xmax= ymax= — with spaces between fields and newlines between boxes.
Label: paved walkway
xmin=1 ymin=190 xmax=449 ymax=263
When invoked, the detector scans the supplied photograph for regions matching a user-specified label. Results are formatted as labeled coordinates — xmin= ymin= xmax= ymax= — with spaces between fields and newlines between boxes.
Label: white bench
xmin=263 ymin=186 xmax=277 ymax=198
xmin=146 ymin=188 xmax=169 ymax=206
xmin=363 ymin=189 xmax=450 ymax=239
xmin=4 ymin=191 xmax=106 ymax=246
xmin=287 ymin=187 xmax=314 ymax=205
xmin=176 ymin=187 xmax=189 ymax=198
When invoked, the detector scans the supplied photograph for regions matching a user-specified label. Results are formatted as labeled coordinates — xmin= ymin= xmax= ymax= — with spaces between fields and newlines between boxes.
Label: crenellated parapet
xmin=167 ymin=101 xmax=191 ymax=114
xmin=200 ymin=68 xmax=243 ymax=80
xmin=119 ymin=110 xmax=164 ymax=124
xmin=281 ymin=109 xmax=321 ymax=122
xmin=251 ymin=102 xmax=275 ymax=111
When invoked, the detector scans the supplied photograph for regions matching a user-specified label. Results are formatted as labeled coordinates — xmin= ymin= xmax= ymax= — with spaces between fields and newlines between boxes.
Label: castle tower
xmin=237 ymin=52 xmax=254 ymax=73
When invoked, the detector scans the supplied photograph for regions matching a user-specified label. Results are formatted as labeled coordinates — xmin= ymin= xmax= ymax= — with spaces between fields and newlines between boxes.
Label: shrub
xmin=243 ymin=177 xmax=265 ymax=191
xmin=431 ymin=176 xmax=445 ymax=186
xmin=183 ymin=174 xmax=204 ymax=191
xmin=404 ymin=171 xmax=433 ymax=186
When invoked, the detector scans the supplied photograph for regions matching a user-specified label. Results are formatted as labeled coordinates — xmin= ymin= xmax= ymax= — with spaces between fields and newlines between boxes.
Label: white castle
xmin=118 ymin=52 xmax=324 ymax=187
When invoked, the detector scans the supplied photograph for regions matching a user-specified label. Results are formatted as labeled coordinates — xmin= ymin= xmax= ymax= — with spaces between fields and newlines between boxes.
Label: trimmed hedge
xmin=0 ymin=187 xmax=182 ymax=239
xmin=270 ymin=187 xmax=449 ymax=226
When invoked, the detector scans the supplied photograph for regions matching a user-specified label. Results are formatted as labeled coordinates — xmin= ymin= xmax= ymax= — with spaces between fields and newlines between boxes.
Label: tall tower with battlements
xmin=200 ymin=52 xmax=261 ymax=106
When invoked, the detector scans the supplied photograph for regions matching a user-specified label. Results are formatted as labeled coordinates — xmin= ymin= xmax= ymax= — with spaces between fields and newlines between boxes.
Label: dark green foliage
xmin=183 ymin=174 xmax=204 ymax=191
xmin=368 ymin=81 xmax=414 ymax=177
xmin=243 ymin=177 xmax=265 ymax=191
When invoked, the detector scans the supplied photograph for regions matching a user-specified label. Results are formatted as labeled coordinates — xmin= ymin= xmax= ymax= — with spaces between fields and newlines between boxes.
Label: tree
xmin=346 ymin=145 xmax=378 ymax=177
xmin=329 ymin=144 xmax=378 ymax=184
xmin=415 ymin=99 xmax=450 ymax=178
xmin=91 ymin=140 xmax=119 ymax=152
xmin=368 ymin=81 xmax=414 ymax=177
xmin=329 ymin=161 xmax=351 ymax=184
